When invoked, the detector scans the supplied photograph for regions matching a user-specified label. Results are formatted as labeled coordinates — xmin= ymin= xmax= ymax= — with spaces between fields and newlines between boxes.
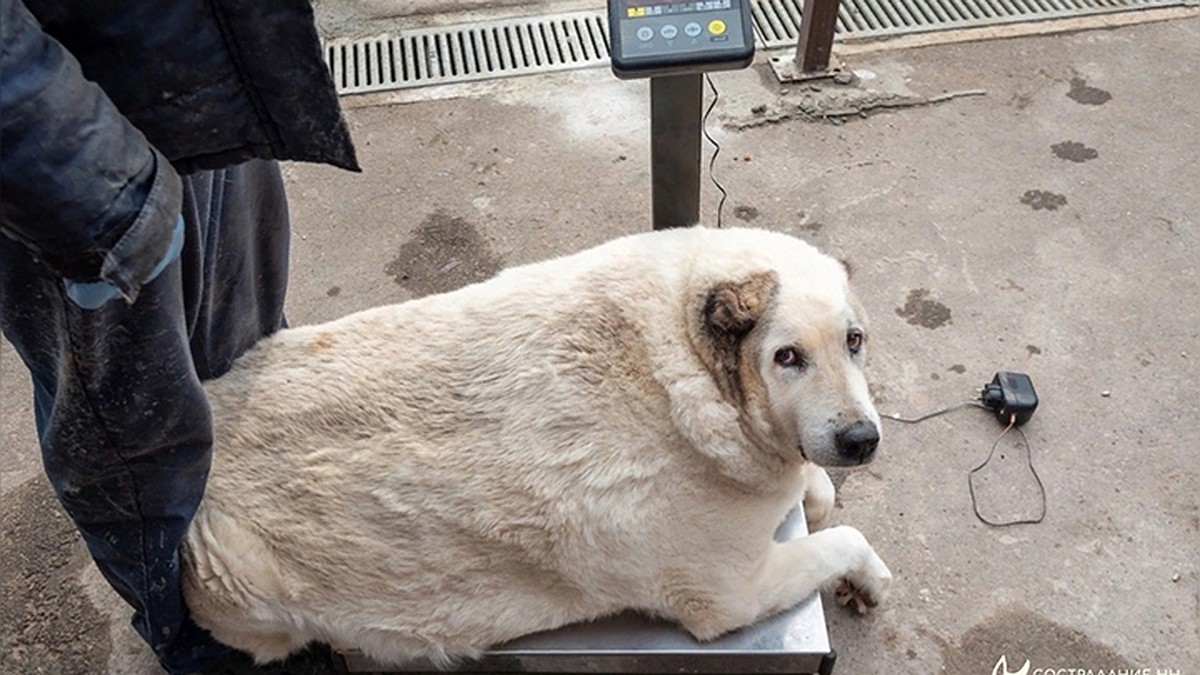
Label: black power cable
xmin=881 ymin=376 xmax=1046 ymax=527
xmin=702 ymin=74 xmax=729 ymax=228
xmin=968 ymin=415 xmax=1046 ymax=527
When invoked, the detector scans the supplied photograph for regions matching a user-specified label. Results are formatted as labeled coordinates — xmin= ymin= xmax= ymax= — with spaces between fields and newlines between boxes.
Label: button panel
xmin=617 ymin=3 xmax=748 ymax=61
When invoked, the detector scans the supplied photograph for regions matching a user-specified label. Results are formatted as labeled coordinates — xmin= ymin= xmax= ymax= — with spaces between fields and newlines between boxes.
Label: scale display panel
xmin=608 ymin=0 xmax=755 ymax=78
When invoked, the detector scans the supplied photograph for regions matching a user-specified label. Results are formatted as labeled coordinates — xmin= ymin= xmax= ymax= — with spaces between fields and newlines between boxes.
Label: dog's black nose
xmin=835 ymin=421 xmax=879 ymax=465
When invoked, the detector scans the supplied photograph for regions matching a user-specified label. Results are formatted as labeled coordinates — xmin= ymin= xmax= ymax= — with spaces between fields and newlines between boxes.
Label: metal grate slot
xmin=326 ymin=0 xmax=1184 ymax=94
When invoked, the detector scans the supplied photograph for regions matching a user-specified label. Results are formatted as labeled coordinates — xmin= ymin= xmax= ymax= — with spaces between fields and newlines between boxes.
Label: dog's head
xmin=695 ymin=232 xmax=880 ymax=468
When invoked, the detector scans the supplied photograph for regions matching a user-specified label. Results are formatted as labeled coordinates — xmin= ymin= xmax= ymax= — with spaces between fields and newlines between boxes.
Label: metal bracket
xmin=768 ymin=52 xmax=850 ymax=84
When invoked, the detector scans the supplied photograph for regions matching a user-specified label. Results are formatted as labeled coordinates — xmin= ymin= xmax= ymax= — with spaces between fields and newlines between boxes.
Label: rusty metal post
xmin=794 ymin=0 xmax=841 ymax=74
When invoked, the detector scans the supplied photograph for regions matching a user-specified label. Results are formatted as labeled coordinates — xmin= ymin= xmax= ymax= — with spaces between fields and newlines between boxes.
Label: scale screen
xmin=608 ymin=0 xmax=754 ymax=78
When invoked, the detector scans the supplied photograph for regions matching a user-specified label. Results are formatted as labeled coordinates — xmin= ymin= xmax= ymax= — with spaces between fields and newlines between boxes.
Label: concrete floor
xmin=3 ymin=5 xmax=1199 ymax=674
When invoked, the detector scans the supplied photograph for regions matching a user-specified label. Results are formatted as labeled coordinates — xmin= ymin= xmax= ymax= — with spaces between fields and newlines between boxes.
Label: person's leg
xmin=179 ymin=159 xmax=289 ymax=382
xmin=0 ymin=214 xmax=230 ymax=672
xmin=0 ymin=159 xmax=291 ymax=674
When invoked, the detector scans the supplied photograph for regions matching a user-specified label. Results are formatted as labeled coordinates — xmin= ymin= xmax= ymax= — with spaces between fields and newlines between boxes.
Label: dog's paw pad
xmin=832 ymin=571 xmax=889 ymax=614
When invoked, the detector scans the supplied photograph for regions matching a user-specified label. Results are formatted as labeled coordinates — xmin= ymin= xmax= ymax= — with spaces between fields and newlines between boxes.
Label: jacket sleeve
xmin=1 ymin=0 xmax=182 ymax=303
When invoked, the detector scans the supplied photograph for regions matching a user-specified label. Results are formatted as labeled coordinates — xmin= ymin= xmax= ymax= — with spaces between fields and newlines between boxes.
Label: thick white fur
xmin=183 ymin=226 xmax=891 ymax=666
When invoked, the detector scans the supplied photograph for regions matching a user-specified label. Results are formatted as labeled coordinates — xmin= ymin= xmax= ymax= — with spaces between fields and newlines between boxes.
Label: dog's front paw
xmin=801 ymin=463 xmax=836 ymax=531
xmin=831 ymin=544 xmax=892 ymax=614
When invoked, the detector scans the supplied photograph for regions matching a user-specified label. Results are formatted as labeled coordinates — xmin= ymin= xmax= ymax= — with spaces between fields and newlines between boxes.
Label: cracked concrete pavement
xmin=3 ymin=3 xmax=1198 ymax=673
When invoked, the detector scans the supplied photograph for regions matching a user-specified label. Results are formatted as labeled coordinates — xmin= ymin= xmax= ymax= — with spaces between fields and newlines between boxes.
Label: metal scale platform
xmin=340 ymin=504 xmax=835 ymax=674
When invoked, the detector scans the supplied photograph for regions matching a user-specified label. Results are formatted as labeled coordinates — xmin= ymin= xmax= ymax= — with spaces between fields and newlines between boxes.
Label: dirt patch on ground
xmin=1 ymin=479 xmax=110 ymax=675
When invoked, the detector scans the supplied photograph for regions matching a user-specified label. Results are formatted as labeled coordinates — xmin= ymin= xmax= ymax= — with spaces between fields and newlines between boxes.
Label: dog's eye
xmin=847 ymin=329 xmax=864 ymax=354
xmin=774 ymin=347 xmax=806 ymax=369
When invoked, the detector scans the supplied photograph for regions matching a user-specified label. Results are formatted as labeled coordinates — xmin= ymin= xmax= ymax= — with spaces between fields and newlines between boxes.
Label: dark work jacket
xmin=0 ymin=0 xmax=358 ymax=302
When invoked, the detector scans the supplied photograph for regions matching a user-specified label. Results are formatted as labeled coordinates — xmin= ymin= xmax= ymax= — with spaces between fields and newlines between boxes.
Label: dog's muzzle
xmin=834 ymin=420 xmax=880 ymax=465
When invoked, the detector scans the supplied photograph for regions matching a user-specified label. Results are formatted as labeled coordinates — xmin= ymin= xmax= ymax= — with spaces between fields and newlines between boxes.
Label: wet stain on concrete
xmin=1051 ymin=141 xmax=1099 ymax=163
xmin=326 ymin=286 xmax=341 ymax=298
xmin=1 ymin=480 xmax=110 ymax=675
xmin=949 ymin=364 xmax=967 ymax=374
xmin=1067 ymin=76 xmax=1112 ymax=105
xmin=385 ymin=212 xmax=503 ymax=298
xmin=1021 ymin=190 xmax=1068 ymax=211
xmin=1010 ymin=91 xmax=1034 ymax=110
xmin=896 ymin=289 xmax=952 ymax=329
xmin=1026 ymin=344 xmax=1043 ymax=356
xmin=940 ymin=608 xmax=1134 ymax=673
xmin=733 ymin=205 xmax=760 ymax=221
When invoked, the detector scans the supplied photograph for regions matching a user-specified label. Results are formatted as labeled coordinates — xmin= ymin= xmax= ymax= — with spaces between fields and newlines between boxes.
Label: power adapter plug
xmin=980 ymin=372 xmax=1038 ymax=426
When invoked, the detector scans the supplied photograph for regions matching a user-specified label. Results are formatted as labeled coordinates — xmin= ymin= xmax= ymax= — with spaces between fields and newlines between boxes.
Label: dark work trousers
xmin=0 ymin=159 xmax=289 ymax=674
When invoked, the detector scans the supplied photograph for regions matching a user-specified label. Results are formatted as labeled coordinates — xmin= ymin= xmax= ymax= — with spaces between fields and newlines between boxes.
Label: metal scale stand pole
xmin=650 ymin=74 xmax=703 ymax=230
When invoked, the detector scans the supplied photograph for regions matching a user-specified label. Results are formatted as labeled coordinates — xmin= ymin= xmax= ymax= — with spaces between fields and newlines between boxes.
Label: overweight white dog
xmin=183 ymin=226 xmax=892 ymax=666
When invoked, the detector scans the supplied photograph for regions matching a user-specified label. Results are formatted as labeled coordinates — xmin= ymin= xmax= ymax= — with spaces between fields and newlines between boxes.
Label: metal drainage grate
xmin=326 ymin=0 xmax=1186 ymax=94
xmin=750 ymin=0 xmax=1184 ymax=46
xmin=326 ymin=11 xmax=610 ymax=94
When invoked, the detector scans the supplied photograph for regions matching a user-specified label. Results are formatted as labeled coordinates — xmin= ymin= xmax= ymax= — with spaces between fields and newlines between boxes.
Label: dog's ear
xmin=703 ymin=271 xmax=778 ymax=340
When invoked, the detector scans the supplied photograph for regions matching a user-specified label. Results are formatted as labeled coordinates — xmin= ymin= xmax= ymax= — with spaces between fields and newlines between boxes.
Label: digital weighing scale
xmin=608 ymin=0 xmax=759 ymax=230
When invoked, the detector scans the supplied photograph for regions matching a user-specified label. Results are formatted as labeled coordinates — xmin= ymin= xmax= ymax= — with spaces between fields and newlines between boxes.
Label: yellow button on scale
xmin=707 ymin=19 xmax=726 ymax=35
